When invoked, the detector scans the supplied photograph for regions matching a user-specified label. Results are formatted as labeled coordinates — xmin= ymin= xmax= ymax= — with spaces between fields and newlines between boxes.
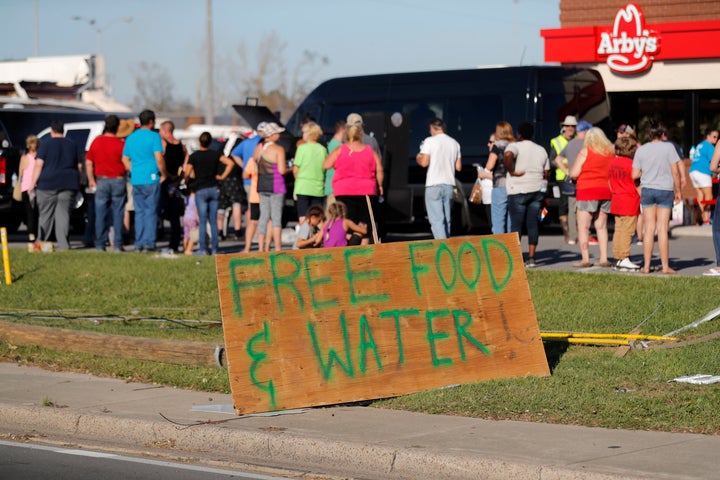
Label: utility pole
xmin=34 ymin=0 xmax=39 ymax=56
xmin=205 ymin=0 xmax=215 ymax=124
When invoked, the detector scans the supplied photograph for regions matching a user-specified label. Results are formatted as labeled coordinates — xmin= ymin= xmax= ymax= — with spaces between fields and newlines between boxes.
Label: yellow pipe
xmin=1 ymin=227 xmax=11 ymax=285
xmin=541 ymin=332 xmax=676 ymax=341
xmin=544 ymin=337 xmax=630 ymax=346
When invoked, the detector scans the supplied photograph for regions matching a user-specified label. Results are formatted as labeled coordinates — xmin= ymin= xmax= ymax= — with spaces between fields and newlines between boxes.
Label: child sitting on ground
xmin=295 ymin=205 xmax=324 ymax=249
xmin=609 ymin=136 xmax=641 ymax=271
xmin=321 ymin=201 xmax=367 ymax=248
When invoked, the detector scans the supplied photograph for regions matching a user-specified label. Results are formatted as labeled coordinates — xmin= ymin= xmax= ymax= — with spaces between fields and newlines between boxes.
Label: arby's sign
xmin=541 ymin=3 xmax=720 ymax=75
xmin=596 ymin=3 xmax=660 ymax=74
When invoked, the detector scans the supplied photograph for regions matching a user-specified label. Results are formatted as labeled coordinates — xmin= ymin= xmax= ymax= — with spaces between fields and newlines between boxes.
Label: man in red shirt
xmin=86 ymin=115 xmax=128 ymax=251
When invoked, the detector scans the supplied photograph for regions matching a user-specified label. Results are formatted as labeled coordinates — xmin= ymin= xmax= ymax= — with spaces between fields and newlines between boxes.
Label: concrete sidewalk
xmin=0 ymin=362 xmax=717 ymax=479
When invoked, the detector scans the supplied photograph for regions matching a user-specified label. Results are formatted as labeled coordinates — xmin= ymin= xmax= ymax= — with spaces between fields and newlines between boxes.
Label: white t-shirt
xmin=419 ymin=133 xmax=461 ymax=187
xmin=505 ymin=140 xmax=550 ymax=194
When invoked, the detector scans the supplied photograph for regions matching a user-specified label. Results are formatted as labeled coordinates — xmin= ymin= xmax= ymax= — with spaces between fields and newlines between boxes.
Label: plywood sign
xmin=216 ymin=233 xmax=549 ymax=415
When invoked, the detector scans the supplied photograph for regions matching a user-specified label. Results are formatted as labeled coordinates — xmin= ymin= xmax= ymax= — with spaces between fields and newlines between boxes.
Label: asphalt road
xmin=3 ymin=222 xmax=716 ymax=277
xmin=0 ymin=440 xmax=297 ymax=480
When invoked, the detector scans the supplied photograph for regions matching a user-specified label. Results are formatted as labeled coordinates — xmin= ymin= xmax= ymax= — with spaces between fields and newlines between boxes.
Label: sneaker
xmin=588 ymin=236 xmax=599 ymax=245
xmin=524 ymin=257 xmax=537 ymax=268
xmin=614 ymin=258 xmax=641 ymax=272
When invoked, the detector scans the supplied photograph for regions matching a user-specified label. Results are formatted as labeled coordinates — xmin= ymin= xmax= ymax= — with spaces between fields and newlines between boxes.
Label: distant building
xmin=0 ymin=54 xmax=131 ymax=112
xmin=541 ymin=1 xmax=720 ymax=153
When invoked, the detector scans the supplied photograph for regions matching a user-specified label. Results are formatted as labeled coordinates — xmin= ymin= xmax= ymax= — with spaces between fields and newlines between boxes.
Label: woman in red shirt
xmin=570 ymin=127 xmax=614 ymax=268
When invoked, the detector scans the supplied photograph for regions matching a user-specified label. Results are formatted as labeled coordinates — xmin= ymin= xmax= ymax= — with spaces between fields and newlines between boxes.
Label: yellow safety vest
xmin=551 ymin=135 xmax=570 ymax=180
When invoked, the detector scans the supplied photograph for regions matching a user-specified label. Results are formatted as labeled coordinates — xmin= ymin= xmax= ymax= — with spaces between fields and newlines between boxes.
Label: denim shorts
xmin=576 ymin=199 xmax=611 ymax=214
xmin=641 ymin=187 xmax=674 ymax=209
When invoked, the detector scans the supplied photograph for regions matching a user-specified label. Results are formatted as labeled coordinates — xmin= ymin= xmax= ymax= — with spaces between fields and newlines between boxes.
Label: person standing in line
xmin=324 ymin=119 xmax=346 ymax=213
xmin=609 ymin=136 xmax=641 ymax=272
xmin=232 ymin=123 xmax=267 ymax=250
xmin=569 ymin=127 xmax=614 ymax=268
xmin=631 ymin=119 xmax=686 ymax=274
xmin=478 ymin=121 xmax=515 ymax=234
xmin=554 ymin=120 xmax=593 ymax=245
xmin=122 ymin=109 xmax=168 ymax=253
xmin=689 ymin=128 xmax=719 ymax=226
xmin=479 ymin=133 xmax=495 ymax=231
xmin=159 ymin=120 xmax=187 ymax=252
xmin=86 ymin=115 xmax=127 ymax=252
xmin=185 ymin=132 xmax=234 ymax=255
xmin=704 ymin=142 xmax=720 ymax=276
xmin=254 ymin=122 xmax=288 ymax=252
xmin=416 ymin=117 xmax=462 ymax=239
xmin=324 ymin=123 xmax=384 ymax=245
xmin=550 ymin=115 xmax=577 ymax=242
xmin=346 ymin=113 xmax=381 ymax=157
xmin=293 ymin=121 xmax=327 ymax=225
xmin=504 ymin=122 xmax=550 ymax=268
xmin=31 ymin=121 xmax=81 ymax=250
xmin=17 ymin=135 xmax=39 ymax=242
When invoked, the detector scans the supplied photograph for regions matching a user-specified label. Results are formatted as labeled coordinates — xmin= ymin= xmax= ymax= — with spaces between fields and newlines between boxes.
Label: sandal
xmin=573 ymin=262 xmax=592 ymax=268
xmin=596 ymin=261 xmax=612 ymax=268
xmin=703 ymin=267 xmax=720 ymax=277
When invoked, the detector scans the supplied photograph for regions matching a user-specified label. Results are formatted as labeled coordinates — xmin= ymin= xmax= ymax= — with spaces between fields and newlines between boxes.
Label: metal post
xmin=205 ymin=0 xmax=215 ymax=124
xmin=1 ymin=227 xmax=12 ymax=285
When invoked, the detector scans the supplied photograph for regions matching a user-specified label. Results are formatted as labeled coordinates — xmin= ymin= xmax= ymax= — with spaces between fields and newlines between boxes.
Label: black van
xmin=283 ymin=66 xmax=611 ymax=232
xmin=0 ymin=107 xmax=109 ymax=233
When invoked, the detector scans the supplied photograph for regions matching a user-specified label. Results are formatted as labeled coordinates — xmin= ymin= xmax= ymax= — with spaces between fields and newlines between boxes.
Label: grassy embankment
xmin=0 ymin=249 xmax=719 ymax=434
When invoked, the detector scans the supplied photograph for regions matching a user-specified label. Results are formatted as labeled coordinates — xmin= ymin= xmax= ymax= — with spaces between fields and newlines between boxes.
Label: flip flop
xmin=703 ymin=268 xmax=720 ymax=277
xmin=573 ymin=262 xmax=592 ymax=268
xmin=596 ymin=261 xmax=613 ymax=268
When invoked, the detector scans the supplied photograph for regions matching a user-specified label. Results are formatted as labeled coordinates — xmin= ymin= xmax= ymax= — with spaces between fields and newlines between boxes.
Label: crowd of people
xmin=16 ymin=109 xmax=720 ymax=274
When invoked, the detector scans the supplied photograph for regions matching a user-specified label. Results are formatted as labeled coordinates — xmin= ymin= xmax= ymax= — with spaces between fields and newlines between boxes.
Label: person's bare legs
xmin=655 ymin=207 xmax=675 ymax=273
xmin=594 ymin=210 xmax=609 ymax=264
xmin=576 ymin=209 xmax=592 ymax=264
xmin=272 ymin=226 xmax=282 ymax=251
xmin=243 ymin=220 xmax=258 ymax=253
xmin=642 ymin=206 xmax=657 ymax=273
xmin=700 ymin=186 xmax=713 ymax=224
xmin=232 ymin=204 xmax=242 ymax=236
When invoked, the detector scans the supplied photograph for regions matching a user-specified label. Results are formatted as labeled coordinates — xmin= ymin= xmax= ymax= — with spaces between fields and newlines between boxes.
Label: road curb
xmin=0 ymin=402 xmax=651 ymax=480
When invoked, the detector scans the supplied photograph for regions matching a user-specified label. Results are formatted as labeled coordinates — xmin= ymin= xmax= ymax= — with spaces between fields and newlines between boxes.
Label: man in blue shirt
xmin=122 ymin=109 xmax=167 ymax=252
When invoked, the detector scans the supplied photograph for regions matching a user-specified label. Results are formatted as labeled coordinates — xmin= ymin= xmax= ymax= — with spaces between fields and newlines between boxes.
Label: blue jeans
xmin=490 ymin=186 xmax=511 ymax=234
xmin=508 ymin=190 xmax=545 ymax=246
xmin=95 ymin=177 xmax=126 ymax=250
xmin=133 ymin=183 xmax=161 ymax=250
xmin=425 ymin=184 xmax=454 ymax=239
xmin=196 ymin=186 xmax=220 ymax=254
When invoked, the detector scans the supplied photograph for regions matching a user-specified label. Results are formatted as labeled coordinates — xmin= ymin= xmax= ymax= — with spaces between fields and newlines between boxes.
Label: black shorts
xmin=296 ymin=194 xmax=324 ymax=219
xmin=249 ymin=202 xmax=260 ymax=221
xmin=219 ymin=175 xmax=247 ymax=210
xmin=334 ymin=195 xmax=380 ymax=242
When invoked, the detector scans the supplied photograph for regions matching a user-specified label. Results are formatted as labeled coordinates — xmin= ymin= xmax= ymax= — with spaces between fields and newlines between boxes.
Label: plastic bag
xmin=468 ymin=178 xmax=482 ymax=205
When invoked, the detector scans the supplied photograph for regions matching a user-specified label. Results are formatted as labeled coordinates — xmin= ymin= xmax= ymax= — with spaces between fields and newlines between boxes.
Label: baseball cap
xmin=260 ymin=122 xmax=285 ymax=138
xmin=576 ymin=120 xmax=593 ymax=133
xmin=346 ymin=113 xmax=363 ymax=127
xmin=616 ymin=124 xmax=635 ymax=135
xmin=562 ymin=115 xmax=578 ymax=126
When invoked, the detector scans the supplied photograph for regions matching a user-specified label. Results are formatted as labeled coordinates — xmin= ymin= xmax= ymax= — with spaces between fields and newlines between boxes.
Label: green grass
xmin=2 ymin=249 xmax=720 ymax=433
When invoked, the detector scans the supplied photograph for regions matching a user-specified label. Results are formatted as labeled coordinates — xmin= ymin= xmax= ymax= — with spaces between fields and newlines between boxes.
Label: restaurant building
xmin=541 ymin=1 xmax=720 ymax=155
